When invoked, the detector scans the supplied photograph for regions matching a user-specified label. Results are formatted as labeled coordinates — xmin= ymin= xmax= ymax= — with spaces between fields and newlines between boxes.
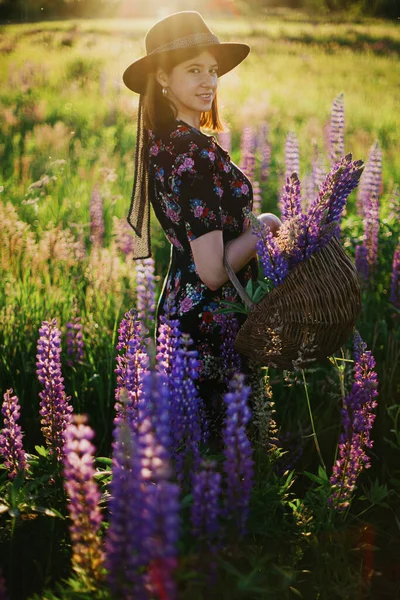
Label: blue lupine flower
xmin=222 ymin=373 xmax=254 ymax=534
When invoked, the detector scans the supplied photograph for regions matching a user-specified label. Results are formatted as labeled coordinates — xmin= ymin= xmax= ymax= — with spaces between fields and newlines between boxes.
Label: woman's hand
xmin=189 ymin=212 xmax=282 ymax=291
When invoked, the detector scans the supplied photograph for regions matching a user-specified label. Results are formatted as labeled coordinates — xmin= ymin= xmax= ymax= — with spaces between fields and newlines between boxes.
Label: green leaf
xmin=304 ymin=471 xmax=324 ymax=485
xmin=34 ymin=445 xmax=48 ymax=457
xmin=95 ymin=457 xmax=113 ymax=466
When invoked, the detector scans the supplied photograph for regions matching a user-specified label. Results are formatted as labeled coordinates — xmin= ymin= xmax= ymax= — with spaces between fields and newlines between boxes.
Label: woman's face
xmin=156 ymin=50 xmax=219 ymax=126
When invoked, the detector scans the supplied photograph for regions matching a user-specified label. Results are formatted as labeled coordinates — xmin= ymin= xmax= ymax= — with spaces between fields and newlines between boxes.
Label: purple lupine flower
xmin=36 ymin=319 xmax=73 ymax=462
xmin=63 ymin=415 xmax=104 ymax=581
xmin=329 ymin=92 xmax=345 ymax=167
xmin=66 ymin=312 xmax=84 ymax=367
xmin=240 ymin=126 xmax=256 ymax=167
xmin=123 ymin=332 xmax=150 ymax=432
xmin=0 ymin=389 xmax=27 ymax=479
xmin=252 ymin=180 xmax=262 ymax=216
xmin=284 ymin=131 xmax=300 ymax=181
xmin=280 ymin=172 xmax=303 ymax=222
xmin=388 ymin=184 xmax=400 ymax=223
xmin=305 ymin=153 xmax=364 ymax=257
xmin=191 ymin=459 xmax=222 ymax=543
xmin=220 ymin=313 xmax=242 ymax=381
xmin=135 ymin=257 xmax=156 ymax=333
xmin=89 ymin=185 xmax=104 ymax=246
xmin=252 ymin=219 xmax=289 ymax=286
xmin=222 ymin=373 xmax=254 ymax=534
xmin=362 ymin=190 xmax=380 ymax=274
xmin=146 ymin=481 xmax=180 ymax=600
xmin=355 ymin=244 xmax=369 ymax=283
xmin=105 ymin=419 xmax=149 ymax=600
xmin=157 ymin=319 xmax=205 ymax=482
xmin=241 ymin=151 xmax=256 ymax=184
xmin=114 ymin=309 xmax=149 ymax=429
xmin=113 ymin=216 xmax=135 ymax=255
xmin=390 ymin=241 xmax=400 ymax=309
xmin=218 ymin=129 xmax=231 ymax=154
xmin=328 ymin=333 xmax=378 ymax=511
xmin=257 ymin=122 xmax=271 ymax=182
xmin=138 ymin=371 xmax=180 ymax=599
xmin=156 ymin=314 xmax=182 ymax=378
xmin=356 ymin=140 xmax=382 ymax=218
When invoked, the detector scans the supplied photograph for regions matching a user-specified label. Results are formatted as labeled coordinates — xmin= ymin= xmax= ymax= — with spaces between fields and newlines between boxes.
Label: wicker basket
xmin=223 ymin=236 xmax=362 ymax=370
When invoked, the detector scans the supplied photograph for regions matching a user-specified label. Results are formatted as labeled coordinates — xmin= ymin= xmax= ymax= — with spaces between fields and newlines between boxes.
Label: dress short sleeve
xmin=169 ymin=140 xmax=223 ymax=242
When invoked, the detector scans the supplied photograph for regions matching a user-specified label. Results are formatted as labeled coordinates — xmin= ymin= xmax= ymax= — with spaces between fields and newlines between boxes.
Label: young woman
xmin=123 ymin=11 xmax=281 ymax=433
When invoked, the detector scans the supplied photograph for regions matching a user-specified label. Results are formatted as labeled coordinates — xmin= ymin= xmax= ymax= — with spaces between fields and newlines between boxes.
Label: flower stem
xmin=301 ymin=369 xmax=326 ymax=471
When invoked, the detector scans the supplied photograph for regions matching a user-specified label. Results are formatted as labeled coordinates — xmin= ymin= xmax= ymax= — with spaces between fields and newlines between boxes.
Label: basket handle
xmin=223 ymin=241 xmax=255 ymax=310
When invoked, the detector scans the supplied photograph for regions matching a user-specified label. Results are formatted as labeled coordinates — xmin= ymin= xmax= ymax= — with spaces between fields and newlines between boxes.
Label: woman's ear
xmin=155 ymin=66 xmax=168 ymax=89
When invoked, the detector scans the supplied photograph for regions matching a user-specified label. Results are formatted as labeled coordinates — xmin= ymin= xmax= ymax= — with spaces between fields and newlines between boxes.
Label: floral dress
xmin=148 ymin=119 xmax=258 ymax=415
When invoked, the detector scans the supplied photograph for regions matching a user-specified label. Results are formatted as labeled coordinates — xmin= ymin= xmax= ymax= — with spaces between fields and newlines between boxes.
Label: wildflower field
xmin=0 ymin=13 xmax=399 ymax=600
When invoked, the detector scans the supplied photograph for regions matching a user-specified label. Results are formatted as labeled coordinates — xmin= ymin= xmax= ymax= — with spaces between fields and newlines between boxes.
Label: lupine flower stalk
xmin=280 ymin=172 xmax=302 ymax=222
xmin=105 ymin=420 xmax=149 ymax=600
xmin=114 ymin=311 xmax=146 ymax=392
xmin=252 ymin=180 xmax=262 ymax=216
xmin=191 ymin=459 xmax=222 ymax=545
xmin=257 ymin=122 xmax=271 ymax=182
xmin=89 ymin=185 xmax=104 ymax=246
xmin=355 ymin=244 xmax=369 ymax=283
xmin=123 ymin=332 xmax=150 ymax=432
xmin=328 ymin=333 xmax=378 ymax=511
xmin=252 ymin=217 xmax=289 ymax=285
xmin=247 ymin=364 xmax=277 ymax=450
xmin=284 ymin=131 xmax=300 ymax=181
xmin=304 ymin=153 xmax=364 ymax=258
xmin=390 ymin=241 xmax=400 ymax=309
xmin=63 ymin=415 xmax=104 ymax=583
xmin=220 ymin=313 xmax=242 ymax=381
xmin=157 ymin=319 xmax=205 ymax=481
xmin=240 ymin=126 xmax=256 ymax=165
xmin=36 ymin=318 xmax=73 ymax=462
xmin=329 ymin=92 xmax=345 ymax=167
xmin=66 ymin=309 xmax=84 ymax=367
xmin=388 ymin=184 xmax=400 ymax=223
xmin=356 ymin=140 xmax=382 ymax=218
xmin=113 ymin=216 xmax=135 ymax=255
xmin=222 ymin=373 xmax=254 ymax=534
xmin=362 ymin=190 xmax=380 ymax=274
xmin=138 ymin=371 xmax=180 ymax=600
xmin=135 ymin=257 xmax=156 ymax=332
xmin=0 ymin=389 xmax=27 ymax=479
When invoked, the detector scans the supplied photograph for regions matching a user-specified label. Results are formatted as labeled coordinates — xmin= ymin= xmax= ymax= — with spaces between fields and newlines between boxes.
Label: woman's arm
xmin=190 ymin=213 xmax=282 ymax=291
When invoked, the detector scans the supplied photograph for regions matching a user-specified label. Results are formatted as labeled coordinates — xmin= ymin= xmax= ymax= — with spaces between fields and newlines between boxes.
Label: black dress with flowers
xmin=148 ymin=119 xmax=258 ymax=415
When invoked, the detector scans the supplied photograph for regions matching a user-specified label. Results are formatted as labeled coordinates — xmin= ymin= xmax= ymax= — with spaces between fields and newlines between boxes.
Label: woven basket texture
xmin=234 ymin=236 xmax=362 ymax=369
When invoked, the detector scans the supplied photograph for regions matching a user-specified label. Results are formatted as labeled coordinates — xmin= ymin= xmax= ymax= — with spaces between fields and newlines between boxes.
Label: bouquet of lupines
xmin=245 ymin=153 xmax=364 ymax=309
xmin=222 ymin=153 xmax=365 ymax=369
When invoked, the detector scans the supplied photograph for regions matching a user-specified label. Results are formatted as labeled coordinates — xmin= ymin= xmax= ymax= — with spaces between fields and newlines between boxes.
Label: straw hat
xmin=122 ymin=11 xmax=250 ymax=94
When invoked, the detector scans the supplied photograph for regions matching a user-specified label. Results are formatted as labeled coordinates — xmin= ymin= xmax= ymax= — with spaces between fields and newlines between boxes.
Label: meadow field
xmin=0 ymin=13 xmax=399 ymax=600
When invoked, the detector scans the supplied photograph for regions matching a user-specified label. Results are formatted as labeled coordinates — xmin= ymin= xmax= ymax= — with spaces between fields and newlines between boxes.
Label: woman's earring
xmin=162 ymin=87 xmax=168 ymax=97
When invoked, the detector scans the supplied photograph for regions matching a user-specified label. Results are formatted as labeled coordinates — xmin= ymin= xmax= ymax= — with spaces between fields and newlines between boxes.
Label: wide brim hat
xmin=123 ymin=11 xmax=250 ymax=94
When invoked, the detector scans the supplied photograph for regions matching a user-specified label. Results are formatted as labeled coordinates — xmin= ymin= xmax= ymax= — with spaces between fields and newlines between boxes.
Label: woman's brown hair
xmin=142 ymin=46 xmax=224 ymax=135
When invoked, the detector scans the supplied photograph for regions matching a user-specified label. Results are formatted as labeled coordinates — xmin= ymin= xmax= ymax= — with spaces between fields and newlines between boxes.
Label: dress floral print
xmin=148 ymin=119 xmax=258 ymax=388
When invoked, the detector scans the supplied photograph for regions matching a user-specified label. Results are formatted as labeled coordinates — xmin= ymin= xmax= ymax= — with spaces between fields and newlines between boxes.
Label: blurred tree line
xmin=0 ymin=0 xmax=397 ymax=23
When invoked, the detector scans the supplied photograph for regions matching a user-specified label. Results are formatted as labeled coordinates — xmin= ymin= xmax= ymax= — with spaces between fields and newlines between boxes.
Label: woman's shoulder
xmin=149 ymin=120 xmax=216 ymax=159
